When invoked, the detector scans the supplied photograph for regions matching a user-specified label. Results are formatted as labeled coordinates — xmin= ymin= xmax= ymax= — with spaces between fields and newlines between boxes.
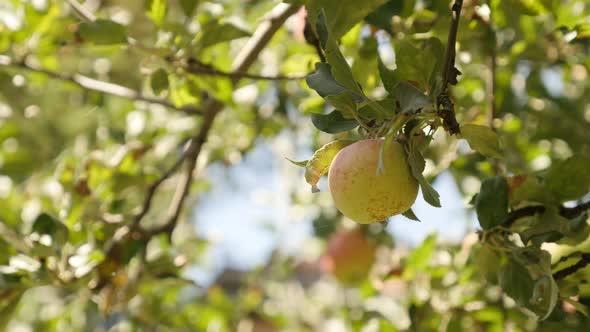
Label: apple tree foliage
xmin=1 ymin=0 xmax=590 ymax=330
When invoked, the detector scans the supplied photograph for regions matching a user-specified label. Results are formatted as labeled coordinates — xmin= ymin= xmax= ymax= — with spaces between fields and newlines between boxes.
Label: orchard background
xmin=1 ymin=0 xmax=590 ymax=331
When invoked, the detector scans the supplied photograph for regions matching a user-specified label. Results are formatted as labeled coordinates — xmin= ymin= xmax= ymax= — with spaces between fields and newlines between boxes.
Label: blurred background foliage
xmin=0 ymin=0 xmax=590 ymax=331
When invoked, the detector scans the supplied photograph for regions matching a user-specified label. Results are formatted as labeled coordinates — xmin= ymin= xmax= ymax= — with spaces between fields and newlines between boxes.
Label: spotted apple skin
xmin=328 ymin=139 xmax=418 ymax=224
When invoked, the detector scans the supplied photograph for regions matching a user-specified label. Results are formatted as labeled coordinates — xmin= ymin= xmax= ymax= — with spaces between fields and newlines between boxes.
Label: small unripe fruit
xmin=320 ymin=229 xmax=376 ymax=285
xmin=328 ymin=139 xmax=418 ymax=223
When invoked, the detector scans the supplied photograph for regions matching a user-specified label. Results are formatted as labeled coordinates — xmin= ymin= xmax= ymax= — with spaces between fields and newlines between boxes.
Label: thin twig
xmin=144 ymin=101 xmax=221 ymax=238
xmin=180 ymin=60 xmax=307 ymax=81
xmin=0 ymin=55 xmax=202 ymax=115
xmin=437 ymin=0 xmax=464 ymax=135
xmin=503 ymin=205 xmax=546 ymax=227
xmin=131 ymin=145 xmax=193 ymax=228
xmin=66 ymin=0 xmax=96 ymax=22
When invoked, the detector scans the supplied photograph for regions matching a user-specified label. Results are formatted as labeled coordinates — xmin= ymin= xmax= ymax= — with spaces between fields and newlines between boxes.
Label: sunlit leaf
xmin=304 ymin=140 xmax=355 ymax=192
xmin=285 ymin=158 xmax=308 ymax=167
xmin=403 ymin=233 xmax=436 ymax=279
xmin=145 ymin=0 xmax=168 ymax=26
xmin=460 ymin=124 xmax=503 ymax=159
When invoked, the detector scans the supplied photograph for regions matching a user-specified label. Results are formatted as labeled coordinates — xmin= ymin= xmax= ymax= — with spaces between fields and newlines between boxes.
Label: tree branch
xmin=560 ymin=200 xmax=590 ymax=219
xmin=232 ymin=4 xmax=301 ymax=74
xmin=91 ymin=2 xmax=302 ymax=293
xmin=0 ymin=55 xmax=202 ymax=115
xmin=130 ymin=144 xmax=194 ymax=229
xmin=143 ymin=100 xmax=222 ymax=238
xmin=503 ymin=205 xmax=546 ymax=227
xmin=139 ymin=3 xmax=301 ymax=238
xmin=437 ymin=0 xmax=463 ymax=135
xmin=503 ymin=199 xmax=590 ymax=227
xmin=181 ymin=65 xmax=307 ymax=81
xmin=554 ymin=254 xmax=590 ymax=280
xmin=178 ymin=59 xmax=307 ymax=81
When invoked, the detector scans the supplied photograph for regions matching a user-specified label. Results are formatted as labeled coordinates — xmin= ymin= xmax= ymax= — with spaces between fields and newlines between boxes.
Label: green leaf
xmin=357 ymin=98 xmax=395 ymax=120
xmin=507 ymin=0 xmax=549 ymax=16
xmin=315 ymin=10 xmax=364 ymax=97
xmin=145 ymin=0 xmax=167 ymax=26
xmin=509 ymin=174 xmax=548 ymax=206
xmin=402 ymin=208 xmax=420 ymax=222
xmin=77 ymin=19 xmax=127 ymax=45
xmin=311 ymin=111 xmax=358 ymax=134
xmin=304 ymin=140 xmax=355 ymax=192
xmin=474 ymin=245 xmax=502 ymax=283
xmin=286 ymin=158 xmax=308 ymax=167
xmin=392 ymin=38 xmax=444 ymax=90
xmin=306 ymin=0 xmax=389 ymax=40
xmin=460 ymin=124 xmax=503 ymax=159
xmin=306 ymin=62 xmax=349 ymax=98
xmin=545 ymin=155 xmax=590 ymax=202
xmin=196 ymin=21 xmax=250 ymax=50
xmin=393 ymin=81 xmax=432 ymax=113
xmin=150 ymin=68 xmax=169 ymax=95
xmin=365 ymin=1 xmax=404 ymax=34
xmin=31 ymin=213 xmax=69 ymax=255
xmin=324 ymin=92 xmax=357 ymax=117
xmin=500 ymin=256 xmax=536 ymax=309
xmin=475 ymin=176 xmax=509 ymax=230
xmin=378 ymin=56 xmax=399 ymax=94
xmin=406 ymin=147 xmax=441 ymax=207
xmin=558 ymin=213 xmax=590 ymax=246
xmin=509 ymin=247 xmax=558 ymax=320
xmin=521 ymin=209 xmax=590 ymax=247
xmin=179 ymin=0 xmax=199 ymax=17
xmin=32 ymin=213 xmax=68 ymax=240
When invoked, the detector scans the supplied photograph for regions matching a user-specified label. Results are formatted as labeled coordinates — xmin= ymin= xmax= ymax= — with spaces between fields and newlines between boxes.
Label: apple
xmin=321 ymin=228 xmax=376 ymax=285
xmin=328 ymin=139 xmax=418 ymax=224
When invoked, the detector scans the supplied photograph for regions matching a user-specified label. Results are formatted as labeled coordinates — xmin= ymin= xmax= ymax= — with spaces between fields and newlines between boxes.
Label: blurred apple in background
xmin=321 ymin=228 xmax=376 ymax=285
